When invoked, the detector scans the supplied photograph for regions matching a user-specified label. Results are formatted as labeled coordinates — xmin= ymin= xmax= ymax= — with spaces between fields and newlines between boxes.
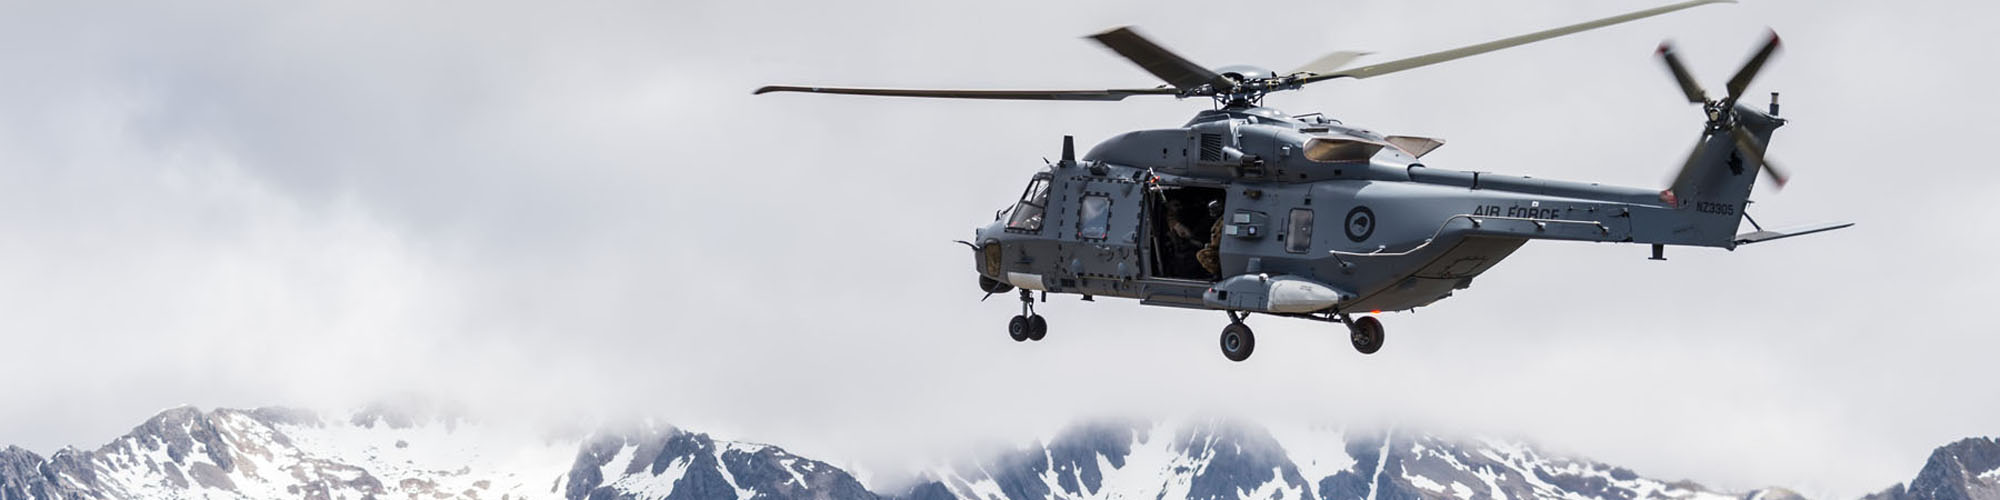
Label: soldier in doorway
xmin=1196 ymin=200 xmax=1222 ymax=277
xmin=1165 ymin=198 xmax=1202 ymax=245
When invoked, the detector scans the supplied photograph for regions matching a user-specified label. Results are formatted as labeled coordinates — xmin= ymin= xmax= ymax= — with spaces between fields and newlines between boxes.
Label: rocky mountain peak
xmin=561 ymin=423 xmax=875 ymax=500
xmin=1863 ymin=437 xmax=2000 ymax=500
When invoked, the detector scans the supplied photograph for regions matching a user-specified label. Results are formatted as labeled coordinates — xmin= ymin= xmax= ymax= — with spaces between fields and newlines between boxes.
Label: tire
xmin=1009 ymin=315 xmax=1030 ymax=342
xmin=1349 ymin=316 xmax=1385 ymax=355
xmin=1027 ymin=315 xmax=1048 ymax=341
xmin=1219 ymin=322 xmax=1255 ymax=362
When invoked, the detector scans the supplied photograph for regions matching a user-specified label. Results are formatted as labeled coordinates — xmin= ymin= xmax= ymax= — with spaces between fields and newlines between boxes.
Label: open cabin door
xmin=1141 ymin=183 xmax=1228 ymax=282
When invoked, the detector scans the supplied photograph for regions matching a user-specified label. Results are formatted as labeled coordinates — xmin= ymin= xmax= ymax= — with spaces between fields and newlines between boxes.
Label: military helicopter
xmin=756 ymin=0 xmax=1850 ymax=361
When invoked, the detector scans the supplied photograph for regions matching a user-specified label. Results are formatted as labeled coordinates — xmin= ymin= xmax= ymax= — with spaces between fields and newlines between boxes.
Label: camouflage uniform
xmin=1196 ymin=217 xmax=1222 ymax=276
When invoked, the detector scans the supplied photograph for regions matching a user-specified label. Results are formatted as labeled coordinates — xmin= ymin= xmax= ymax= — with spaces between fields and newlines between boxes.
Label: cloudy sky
xmin=1 ymin=0 xmax=1993 ymax=498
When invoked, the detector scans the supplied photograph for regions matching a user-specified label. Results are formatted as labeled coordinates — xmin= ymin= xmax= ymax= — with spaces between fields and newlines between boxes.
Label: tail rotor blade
xmin=1667 ymin=132 xmax=1711 ymax=199
xmin=1656 ymin=42 xmax=1708 ymax=103
xmin=1760 ymin=156 xmax=1791 ymax=188
xmin=1728 ymin=125 xmax=1789 ymax=189
xmin=1725 ymin=30 xmax=1782 ymax=99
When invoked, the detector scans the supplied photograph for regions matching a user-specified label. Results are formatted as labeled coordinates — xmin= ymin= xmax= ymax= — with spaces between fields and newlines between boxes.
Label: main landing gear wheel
xmin=1009 ymin=315 xmax=1031 ymax=342
xmin=1026 ymin=315 xmax=1047 ymax=341
xmin=1349 ymin=315 xmax=1385 ymax=355
xmin=1219 ymin=321 xmax=1255 ymax=362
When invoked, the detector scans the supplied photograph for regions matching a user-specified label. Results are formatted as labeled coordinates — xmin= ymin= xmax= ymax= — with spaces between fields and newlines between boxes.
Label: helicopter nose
xmin=973 ymin=222 xmax=995 ymax=242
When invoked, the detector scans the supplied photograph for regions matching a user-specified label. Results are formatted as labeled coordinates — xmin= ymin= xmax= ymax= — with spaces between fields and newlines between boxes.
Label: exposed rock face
xmin=1 ymin=445 xmax=92 ymax=500
xmin=1864 ymin=437 xmax=2000 ymax=500
xmin=562 ymin=423 xmax=874 ymax=500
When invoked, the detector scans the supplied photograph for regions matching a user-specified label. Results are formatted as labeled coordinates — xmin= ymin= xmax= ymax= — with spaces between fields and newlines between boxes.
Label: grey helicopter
xmin=755 ymin=0 xmax=1849 ymax=361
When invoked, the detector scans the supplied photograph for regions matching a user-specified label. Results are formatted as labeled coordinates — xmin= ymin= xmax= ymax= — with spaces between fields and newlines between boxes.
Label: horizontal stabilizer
xmin=1734 ymin=222 xmax=1853 ymax=245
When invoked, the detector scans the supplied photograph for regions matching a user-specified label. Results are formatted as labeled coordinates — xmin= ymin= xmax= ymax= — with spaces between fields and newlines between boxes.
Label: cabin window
xmin=1286 ymin=208 xmax=1314 ymax=253
xmin=1078 ymin=195 xmax=1111 ymax=240
xmin=1006 ymin=177 xmax=1051 ymax=231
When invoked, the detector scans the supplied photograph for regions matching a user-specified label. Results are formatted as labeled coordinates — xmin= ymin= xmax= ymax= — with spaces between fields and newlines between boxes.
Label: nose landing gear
xmin=1007 ymin=288 xmax=1047 ymax=342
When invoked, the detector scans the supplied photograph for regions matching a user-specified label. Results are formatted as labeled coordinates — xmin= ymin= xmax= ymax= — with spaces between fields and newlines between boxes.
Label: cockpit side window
xmin=1005 ymin=177 xmax=1051 ymax=231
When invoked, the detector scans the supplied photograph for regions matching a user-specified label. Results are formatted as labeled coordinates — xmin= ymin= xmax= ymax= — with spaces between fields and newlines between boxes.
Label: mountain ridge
xmin=0 ymin=406 xmax=1990 ymax=499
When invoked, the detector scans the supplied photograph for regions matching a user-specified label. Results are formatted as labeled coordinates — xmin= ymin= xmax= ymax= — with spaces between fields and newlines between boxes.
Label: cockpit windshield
xmin=1005 ymin=176 xmax=1051 ymax=231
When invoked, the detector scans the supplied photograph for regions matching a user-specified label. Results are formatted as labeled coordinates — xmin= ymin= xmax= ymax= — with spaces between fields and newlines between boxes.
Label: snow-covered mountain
xmin=561 ymin=422 xmax=874 ymax=500
xmin=897 ymin=419 xmax=1783 ymax=500
xmin=0 ymin=406 xmax=1989 ymax=499
xmin=0 ymin=405 xmax=574 ymax=499
xmin=0 ymin=405 xmax=867 ymax=500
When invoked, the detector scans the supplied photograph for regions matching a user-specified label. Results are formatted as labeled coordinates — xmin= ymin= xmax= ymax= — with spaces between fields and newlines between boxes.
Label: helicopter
xmin=755 ymin=0 xmax=1850 ymax=362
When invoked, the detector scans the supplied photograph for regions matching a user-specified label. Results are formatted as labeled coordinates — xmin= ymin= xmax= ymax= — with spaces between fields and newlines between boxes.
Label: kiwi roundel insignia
xmin=1345 ymin=206 xmax=1376 ymax=242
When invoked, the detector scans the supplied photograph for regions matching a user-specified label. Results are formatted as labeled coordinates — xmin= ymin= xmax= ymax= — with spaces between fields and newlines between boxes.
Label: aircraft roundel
xmin=1345 ymin=206 xmax=1376 ymax=242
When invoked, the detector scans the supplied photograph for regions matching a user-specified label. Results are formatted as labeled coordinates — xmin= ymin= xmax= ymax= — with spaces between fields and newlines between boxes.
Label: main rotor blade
xmin=1728 ymin=125 xmax=1789 ymax=188
xmin=1302 ymin=0 xmax=1733 ymax=83
xmin=1088 ymin=27 xmax=1234 ymax=92
xmin=1725 ymin=30 xmax=1782 ymax=100
xmin=1656 ymin=42 xmax=1708 ymax=103
xmin=1289 ymin=50 xmax=1372 ymax=76
xmin=752 ymin=85 xmax=1179 ymax=101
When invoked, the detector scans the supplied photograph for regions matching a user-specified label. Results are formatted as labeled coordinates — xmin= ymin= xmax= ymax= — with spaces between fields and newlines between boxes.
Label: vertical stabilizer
xmin=1653 ymin=104 xmax=1782 ymax=247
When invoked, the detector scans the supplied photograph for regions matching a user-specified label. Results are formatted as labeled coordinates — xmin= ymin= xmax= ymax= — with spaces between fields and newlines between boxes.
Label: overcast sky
xmin=0 ymin=1 xmax=1993 ymax=498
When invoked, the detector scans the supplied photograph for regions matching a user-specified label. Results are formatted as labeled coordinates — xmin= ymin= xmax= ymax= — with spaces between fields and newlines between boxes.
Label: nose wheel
xmin=1218 ymin=312 xmax=1255 ymax=362
xmin=1007 ymin=289 xmax=1048 ymax=342
xmin=1348 ymin=315 xmax=1385 ymax=354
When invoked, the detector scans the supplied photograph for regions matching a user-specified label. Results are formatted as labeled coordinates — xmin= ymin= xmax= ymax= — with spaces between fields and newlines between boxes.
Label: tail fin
xmin=1657 ymin=104 xmax=1783 ymax=247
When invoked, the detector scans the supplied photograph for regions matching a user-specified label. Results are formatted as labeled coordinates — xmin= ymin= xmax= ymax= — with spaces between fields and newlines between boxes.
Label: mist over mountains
xmin=0 ymin=406 xmax=1991 ymax=499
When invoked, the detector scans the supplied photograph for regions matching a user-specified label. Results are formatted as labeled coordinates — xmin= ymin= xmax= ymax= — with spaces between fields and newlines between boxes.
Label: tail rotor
xmin=1658 ymin=30 xmax=1790 ymax=204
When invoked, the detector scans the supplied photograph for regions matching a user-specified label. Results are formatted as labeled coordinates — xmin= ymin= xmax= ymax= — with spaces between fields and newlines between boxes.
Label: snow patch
xmin=1265 ymin=421 xmax=1353 ymax=485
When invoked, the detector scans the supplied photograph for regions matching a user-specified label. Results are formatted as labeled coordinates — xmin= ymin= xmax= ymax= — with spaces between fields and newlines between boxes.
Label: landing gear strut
xmin=1008 ymin=289 xmax=1047 ymax=342
xmin=1347 ymin=315 xmax=1385 ymax=354
xmin=1218 ymin=311 xmax=1255 ymax=362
